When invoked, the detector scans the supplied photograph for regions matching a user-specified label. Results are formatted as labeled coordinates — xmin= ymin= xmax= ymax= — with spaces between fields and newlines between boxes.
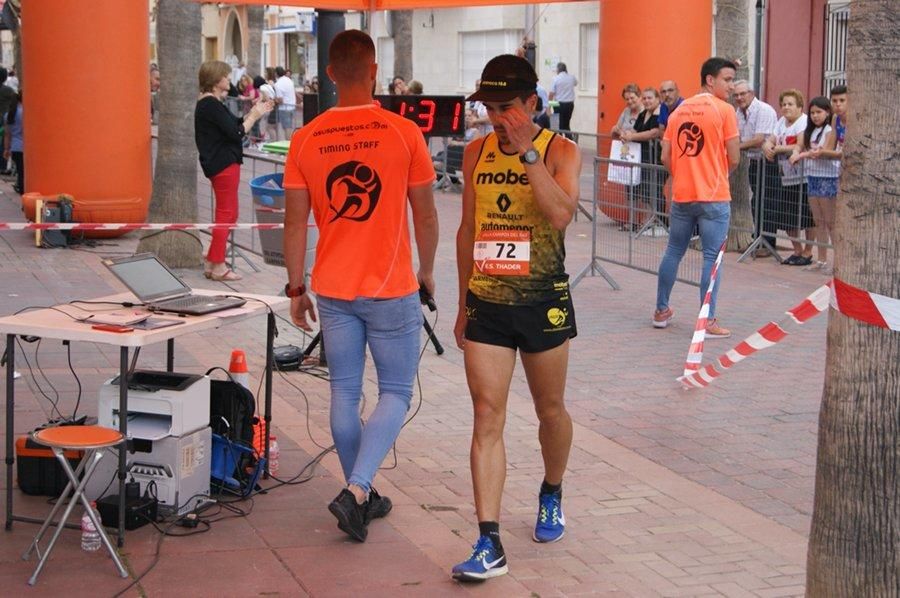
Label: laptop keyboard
xmin=156 ymin=295 xmax=215 ymax=310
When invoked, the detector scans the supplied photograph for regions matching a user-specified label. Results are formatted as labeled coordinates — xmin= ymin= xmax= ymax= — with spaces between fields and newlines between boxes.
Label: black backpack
xmin=207 ymin=367 xmax=256 ymax=447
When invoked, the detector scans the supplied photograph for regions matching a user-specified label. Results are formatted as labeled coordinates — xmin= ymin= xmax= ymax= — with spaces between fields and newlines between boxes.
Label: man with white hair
xmin=733 ymin=80 xmax=778 ymax=255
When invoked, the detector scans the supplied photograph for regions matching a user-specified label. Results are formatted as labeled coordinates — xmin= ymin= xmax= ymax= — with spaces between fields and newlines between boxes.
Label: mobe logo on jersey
xmin=476 ymin=169 xmax=530 ymax=186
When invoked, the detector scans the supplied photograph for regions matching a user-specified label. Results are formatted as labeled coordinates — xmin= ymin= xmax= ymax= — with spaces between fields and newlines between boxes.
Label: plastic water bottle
xmin=268 ymin=436 xmax=279 ymax=477
xmin=81 ymin=503 xmax=101 ymax=552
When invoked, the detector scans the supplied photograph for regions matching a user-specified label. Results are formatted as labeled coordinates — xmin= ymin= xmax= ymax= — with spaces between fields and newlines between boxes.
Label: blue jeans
xmin=277 ymin=108 xmax=295 ymax=139
xmin=317 ymin=292 xmax=421 ymax=493
xmin=656 ymin=201 xmax=730 ymax=319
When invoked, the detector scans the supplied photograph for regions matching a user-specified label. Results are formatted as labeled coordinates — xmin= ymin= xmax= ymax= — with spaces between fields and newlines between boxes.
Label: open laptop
xmin=103 ymin=253 xmax=247 ymax=316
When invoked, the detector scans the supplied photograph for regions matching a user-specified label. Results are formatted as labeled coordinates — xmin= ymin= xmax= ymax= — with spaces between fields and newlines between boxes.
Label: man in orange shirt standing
xmin=282 ymin=30 xmax=439 ymax=542
xmin=653 ymin=57 xmax=740 ymax=338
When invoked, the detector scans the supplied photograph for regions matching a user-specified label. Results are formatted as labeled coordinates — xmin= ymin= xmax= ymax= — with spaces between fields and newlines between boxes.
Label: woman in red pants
xmin=195 ymin=60 xmax=273 ymax=281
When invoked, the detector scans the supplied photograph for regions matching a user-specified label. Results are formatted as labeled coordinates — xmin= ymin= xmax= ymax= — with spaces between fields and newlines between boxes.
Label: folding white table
xmin=1 ymin=289 xmax=288 ymax=546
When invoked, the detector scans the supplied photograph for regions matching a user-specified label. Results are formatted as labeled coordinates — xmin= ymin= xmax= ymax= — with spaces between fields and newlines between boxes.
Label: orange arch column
xmin=598 ymin=0 xmax=713 ymax=137
xmin=22 ymin=0 xmax=151 ymax=225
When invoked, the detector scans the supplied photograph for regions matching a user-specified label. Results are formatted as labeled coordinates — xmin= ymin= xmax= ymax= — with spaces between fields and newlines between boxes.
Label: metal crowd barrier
xmin=574 ymin=149 xmax=839 ymax=290
xmin=738 ymin=153 xmax=837 ymax=267
xmin=574 ymin=156 xmax=699 ymax=289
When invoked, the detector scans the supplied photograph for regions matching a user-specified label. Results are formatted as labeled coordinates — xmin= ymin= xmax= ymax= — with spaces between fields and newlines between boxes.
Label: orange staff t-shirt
xmin=283 ymin=104 xmax=435 ymax=300
xmin=663 ymin=93 xmax=739 ymax=202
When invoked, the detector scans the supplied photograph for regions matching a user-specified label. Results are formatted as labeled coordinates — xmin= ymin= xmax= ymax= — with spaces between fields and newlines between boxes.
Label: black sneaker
xmin=328 ymin=488 xmax=368 ymax=542
xmin=365 ymin=488 xmax=393 ymax=523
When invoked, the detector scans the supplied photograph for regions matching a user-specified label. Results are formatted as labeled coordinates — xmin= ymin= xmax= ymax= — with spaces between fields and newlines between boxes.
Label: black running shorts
xmin=464 ymin=288 xmax=577 ymax=353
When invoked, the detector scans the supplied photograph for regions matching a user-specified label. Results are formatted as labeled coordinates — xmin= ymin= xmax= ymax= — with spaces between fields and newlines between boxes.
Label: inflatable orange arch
xmin=21 ymin=0 xmax=151 ymax=236
xmin=21 ymin=0 xmax=710 ymax=238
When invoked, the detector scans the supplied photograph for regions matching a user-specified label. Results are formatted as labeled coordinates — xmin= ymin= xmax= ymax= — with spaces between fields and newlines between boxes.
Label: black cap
xmin=467 ymin=54 xmax=538 ymax=102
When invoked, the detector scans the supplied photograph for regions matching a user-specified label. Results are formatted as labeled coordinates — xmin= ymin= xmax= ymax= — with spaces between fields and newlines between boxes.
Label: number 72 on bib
xmin=473 ymin=229 xmax=531 ymax=275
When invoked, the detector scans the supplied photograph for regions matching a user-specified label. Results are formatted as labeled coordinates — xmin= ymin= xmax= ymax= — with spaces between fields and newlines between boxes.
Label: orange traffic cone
xmin=229 ymin=349 xmax=250 ymax=390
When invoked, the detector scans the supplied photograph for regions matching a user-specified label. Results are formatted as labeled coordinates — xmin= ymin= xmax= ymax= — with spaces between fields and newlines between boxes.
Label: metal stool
xmin=22 ymin=425 xmax=129 ymax=586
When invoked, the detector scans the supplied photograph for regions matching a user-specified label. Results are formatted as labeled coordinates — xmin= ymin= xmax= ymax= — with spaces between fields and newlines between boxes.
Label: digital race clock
xmin=302 ymin=93 xmax=466 ymax=138
xmin=374 ymin=95 xmax=465 ymax=137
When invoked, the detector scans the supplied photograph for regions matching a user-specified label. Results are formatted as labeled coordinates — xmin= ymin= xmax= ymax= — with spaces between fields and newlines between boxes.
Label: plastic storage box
xmin=16 ymin=436 xmax=83 ymax=496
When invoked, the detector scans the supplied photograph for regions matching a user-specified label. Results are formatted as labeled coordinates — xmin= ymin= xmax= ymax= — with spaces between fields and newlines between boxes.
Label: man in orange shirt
xmin=653 ymin=57 xmax=740 ymax=338
xmin=282 ymin=30 xmax=439 ymax=542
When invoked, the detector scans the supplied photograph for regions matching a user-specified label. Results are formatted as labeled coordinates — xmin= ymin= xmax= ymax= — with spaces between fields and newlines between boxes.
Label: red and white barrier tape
xmin=679 ymin=277 xmax=899 ymax=389
xmin=832 ymin=277 xmax=900 ymax=331
xmin=682 ymin=241 xmax=726 ymax=378
xmin=679 ymin=283 xmax=831 ymax=389
xmin=0 ymin=222 xmax=285 ymax=232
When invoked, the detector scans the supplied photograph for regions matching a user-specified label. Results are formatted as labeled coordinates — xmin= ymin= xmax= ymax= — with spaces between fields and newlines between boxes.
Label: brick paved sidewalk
xmin=0 ymin=170 xmax=828 ymax=596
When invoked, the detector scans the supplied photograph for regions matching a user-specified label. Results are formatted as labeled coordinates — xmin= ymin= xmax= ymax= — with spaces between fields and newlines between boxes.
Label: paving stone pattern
xmin=0 ymin=167 xmax=830 ymax=596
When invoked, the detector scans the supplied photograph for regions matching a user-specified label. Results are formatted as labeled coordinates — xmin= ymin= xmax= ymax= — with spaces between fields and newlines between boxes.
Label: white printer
xmin=87 ymin=370 xmax=212 ymax=514
xmin=98 ymin=370 xmax=209 ymax=439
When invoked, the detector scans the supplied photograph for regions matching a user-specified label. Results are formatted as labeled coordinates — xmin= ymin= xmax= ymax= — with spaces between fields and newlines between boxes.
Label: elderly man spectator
xmin=657 ymin=80 xmax=684 ymax=135
xmin=550 ymin=62 xmax=577 ymax=139
xmin=733 ymin=80 xmax=778 ymax=254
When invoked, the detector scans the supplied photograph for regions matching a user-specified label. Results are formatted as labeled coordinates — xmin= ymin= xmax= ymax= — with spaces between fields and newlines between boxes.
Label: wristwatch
xmin=284 ymin=282 xmax=306 ymax=297
xmin=519 ymin=148 xmax=540 ymax=165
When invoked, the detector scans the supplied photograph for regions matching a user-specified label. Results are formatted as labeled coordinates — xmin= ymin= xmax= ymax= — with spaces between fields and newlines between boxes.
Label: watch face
xmin=521 ymin=149 xmax=540 ymax=164
xmin=285 ymin=283 xmax=305 ymax=297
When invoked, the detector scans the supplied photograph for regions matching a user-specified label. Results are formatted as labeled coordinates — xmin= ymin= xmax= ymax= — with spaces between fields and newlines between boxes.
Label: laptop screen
xmin=104 ymin=254 xmax=190 ymax=302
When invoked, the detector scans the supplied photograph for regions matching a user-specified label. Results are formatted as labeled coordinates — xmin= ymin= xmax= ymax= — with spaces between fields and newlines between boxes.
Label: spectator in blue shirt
xmin=657 ymin=80 xmax=684 ymax=134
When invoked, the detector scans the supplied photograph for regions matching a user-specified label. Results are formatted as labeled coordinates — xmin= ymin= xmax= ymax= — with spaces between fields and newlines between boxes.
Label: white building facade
xmin=368 ymin=4 xmax=599 ymax=137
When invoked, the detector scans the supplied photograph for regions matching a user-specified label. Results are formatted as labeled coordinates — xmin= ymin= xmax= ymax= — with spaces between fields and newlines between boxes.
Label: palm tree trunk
xmin=806 ymin=1 xmax=900 ymax=595
xmin=727 ymin=153 xmax=754 ymax=251
xmin=137 ymin=0 xmax=203 ymax=267
xmin=391 ymin=10 xmax=413 ymax=81
xmin=246 ymin=5 xmax=264 ymax=78
xmin=715 ymin=0 xmax=750 ymax=81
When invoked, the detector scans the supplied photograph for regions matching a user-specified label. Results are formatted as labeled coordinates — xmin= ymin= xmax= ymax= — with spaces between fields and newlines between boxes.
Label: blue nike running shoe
xmin=533 ymin=491 xmax=565 ymax=543
xmin=451 ymin=535 xmax=509 ymax=581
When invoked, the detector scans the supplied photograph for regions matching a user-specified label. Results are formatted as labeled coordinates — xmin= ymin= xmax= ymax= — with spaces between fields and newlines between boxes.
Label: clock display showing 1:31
xmin=373 ymin=95 xmax=465 ymax=137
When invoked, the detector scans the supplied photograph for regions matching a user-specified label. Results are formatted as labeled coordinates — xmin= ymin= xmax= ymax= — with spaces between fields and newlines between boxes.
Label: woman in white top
xmin=763 ymin=89 xmax=813 ymax=266
xmin=789 ymin=96 xmax=839 ymax=272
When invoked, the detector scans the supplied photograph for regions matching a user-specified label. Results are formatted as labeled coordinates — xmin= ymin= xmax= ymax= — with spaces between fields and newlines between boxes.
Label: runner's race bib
xmin=474 ymin=230 xmax=530 ymax=275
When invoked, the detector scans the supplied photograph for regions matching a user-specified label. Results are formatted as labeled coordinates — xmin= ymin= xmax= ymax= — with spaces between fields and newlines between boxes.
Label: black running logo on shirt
xmin=676 ymin=122 xmax=705 ymax=157
xmin=325 ymin=161 xmax=382 ymax=222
